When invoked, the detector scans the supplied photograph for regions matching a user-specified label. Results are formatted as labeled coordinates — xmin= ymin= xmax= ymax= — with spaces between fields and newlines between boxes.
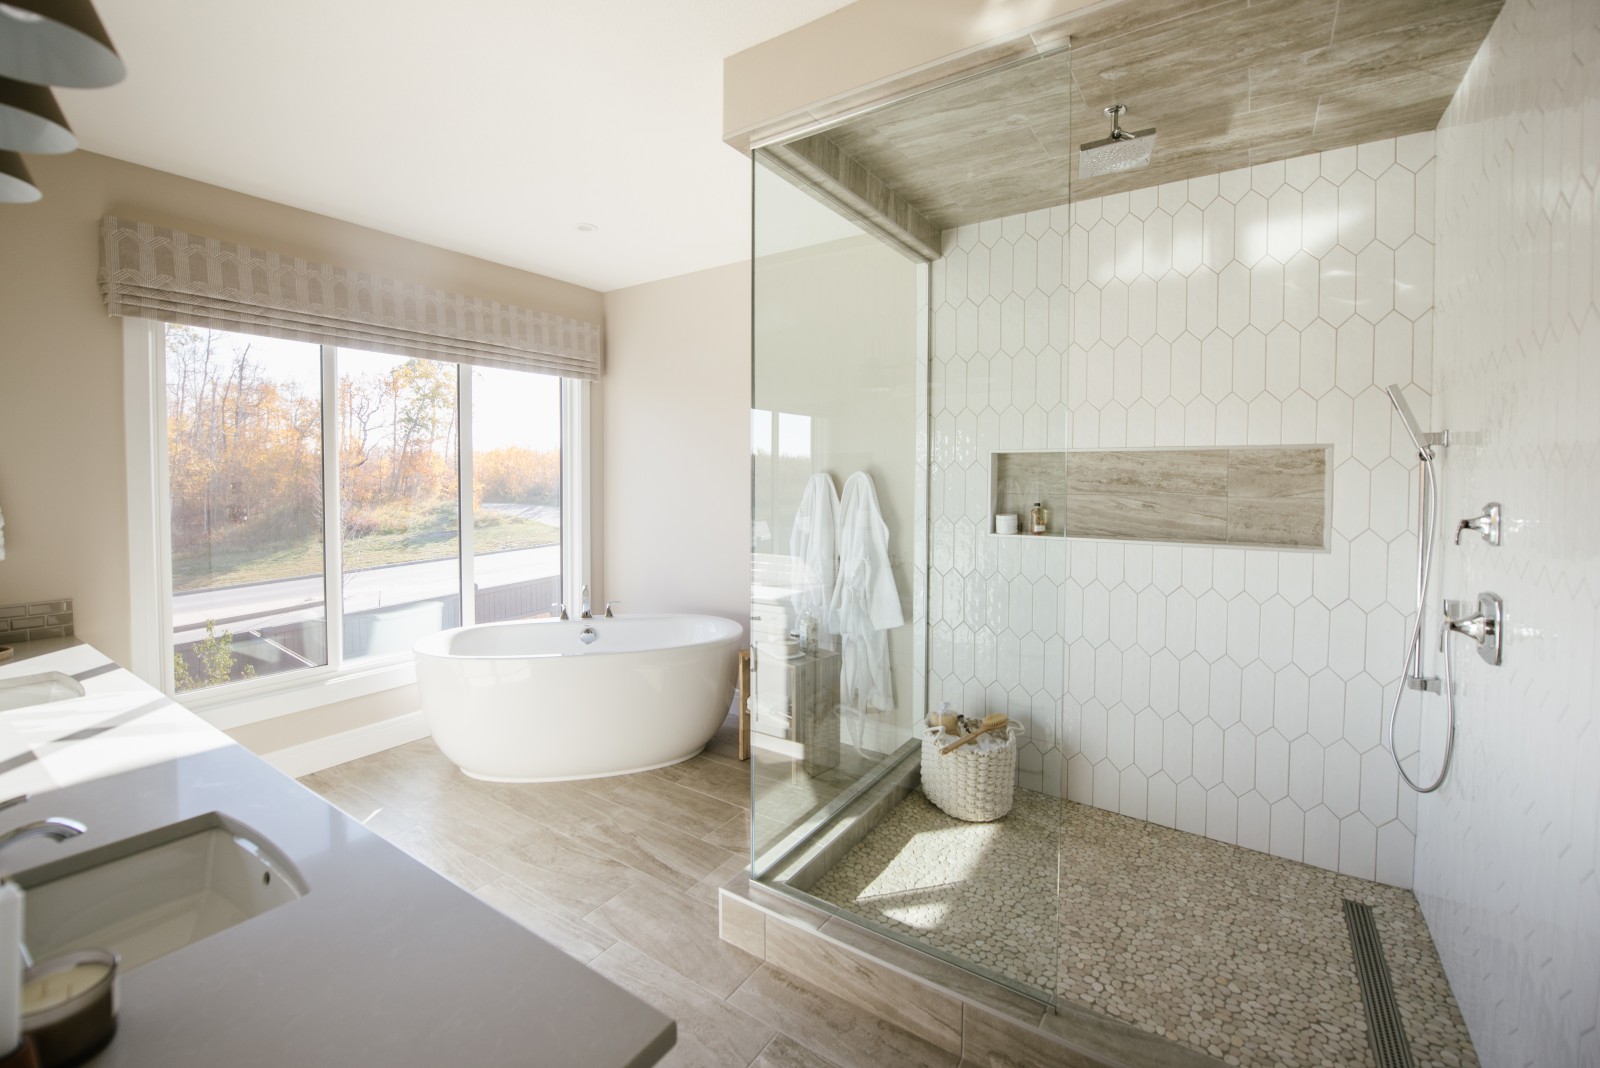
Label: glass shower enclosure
xmin=747 ymin=44 xmax=1073 ymax=1007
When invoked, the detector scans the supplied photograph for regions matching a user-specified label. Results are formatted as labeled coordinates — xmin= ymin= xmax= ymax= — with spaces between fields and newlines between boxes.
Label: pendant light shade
xmin=0 ymin=150 xmax=41 ymax=203
xmin=0 ymin=76 xmax=74 ymax=152
xmin=0 ymin=1 xmax=124 ymax=88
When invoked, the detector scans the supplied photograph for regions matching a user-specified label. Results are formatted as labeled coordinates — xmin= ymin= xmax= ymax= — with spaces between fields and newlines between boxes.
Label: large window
xmin=160 ymin=325 xmax=564 ymax=694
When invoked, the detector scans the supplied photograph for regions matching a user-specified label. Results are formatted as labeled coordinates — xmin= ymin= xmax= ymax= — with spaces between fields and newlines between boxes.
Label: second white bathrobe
xmin=830 ymin=471 xmax=903 ymax=712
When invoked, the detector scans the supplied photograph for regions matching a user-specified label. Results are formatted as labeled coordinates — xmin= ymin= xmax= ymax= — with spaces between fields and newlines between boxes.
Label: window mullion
xmin=458 ymin=365 xmax=475 ymax=628
xmin=560 ymin=379 xmax=588 ymax=612
xmin=322 ymin=346 xmax=344 ymax=670
xmin=130 ymin=319 xmax=176 ymax=693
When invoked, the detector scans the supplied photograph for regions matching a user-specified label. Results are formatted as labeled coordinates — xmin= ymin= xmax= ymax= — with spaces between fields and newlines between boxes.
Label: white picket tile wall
xmin=1419 ymin=0 xmax=1600 ymax=1062
xmin=928 ymin=133 xmax=1436 ymax=886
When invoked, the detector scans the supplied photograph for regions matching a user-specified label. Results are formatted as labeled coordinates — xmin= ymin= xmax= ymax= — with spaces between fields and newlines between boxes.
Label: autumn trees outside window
xmin=164 ymin=325 xmax=563 ymax=693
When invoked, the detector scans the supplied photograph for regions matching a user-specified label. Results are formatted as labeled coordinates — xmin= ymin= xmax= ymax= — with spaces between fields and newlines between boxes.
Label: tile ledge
xmin=721 ymin=881 xmax=1226 ymax=1068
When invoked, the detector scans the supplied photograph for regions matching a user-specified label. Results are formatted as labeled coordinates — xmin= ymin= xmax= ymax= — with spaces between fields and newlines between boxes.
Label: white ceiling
xmin=59 ymin=0 xmax=856 ymax=292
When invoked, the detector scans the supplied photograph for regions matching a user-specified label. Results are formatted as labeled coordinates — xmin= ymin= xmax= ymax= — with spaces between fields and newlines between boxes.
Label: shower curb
xmin=720 ymin=877 xmax=1226 ymax=1068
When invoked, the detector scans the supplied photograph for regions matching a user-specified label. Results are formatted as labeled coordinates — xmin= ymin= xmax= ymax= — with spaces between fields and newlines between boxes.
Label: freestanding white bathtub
xmin=414 ymin=614 xmax=742 ymax=782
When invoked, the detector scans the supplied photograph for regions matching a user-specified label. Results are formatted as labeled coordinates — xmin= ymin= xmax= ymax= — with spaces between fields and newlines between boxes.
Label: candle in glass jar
xmin=21 ymin=962 xmax=110 ymax=1015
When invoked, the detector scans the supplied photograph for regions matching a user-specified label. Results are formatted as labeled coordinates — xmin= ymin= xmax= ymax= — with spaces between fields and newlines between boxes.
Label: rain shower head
xmin=1079 ymin=104 xmax=1155 ymax=179
xmin=1384 ymin=384 xmax=1433 ymax=461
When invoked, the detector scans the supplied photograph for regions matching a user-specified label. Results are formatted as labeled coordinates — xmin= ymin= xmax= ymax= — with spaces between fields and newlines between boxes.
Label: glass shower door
xmin=749 ymin=153 xmax=926 ymax=873
xmin=748 ymin=43 xmax=1073 ymax=1008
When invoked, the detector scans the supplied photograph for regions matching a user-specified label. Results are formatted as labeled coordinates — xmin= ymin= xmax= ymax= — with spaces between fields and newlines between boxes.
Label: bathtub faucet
xmin=580 ymin=585 xmax=593 ymax=620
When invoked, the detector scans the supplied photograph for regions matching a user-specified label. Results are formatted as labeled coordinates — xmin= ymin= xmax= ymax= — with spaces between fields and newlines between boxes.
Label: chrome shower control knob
xmin=1454 ymin=502 xmax=1502 ymax=546
xmin=1440 ymin=592 xmax=1505 ymax=666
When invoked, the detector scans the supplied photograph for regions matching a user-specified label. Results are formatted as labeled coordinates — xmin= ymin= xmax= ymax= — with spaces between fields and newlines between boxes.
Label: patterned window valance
xmin=98 ymin=215 xmax=602 ymax=380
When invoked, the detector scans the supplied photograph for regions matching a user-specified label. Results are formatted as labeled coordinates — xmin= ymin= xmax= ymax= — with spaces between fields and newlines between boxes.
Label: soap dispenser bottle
xmin=0 ymin=878 xmax=20 ymax=1061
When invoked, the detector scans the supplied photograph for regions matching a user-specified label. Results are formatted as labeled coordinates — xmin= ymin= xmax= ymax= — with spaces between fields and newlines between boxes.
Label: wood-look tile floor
xmin=299 ymin=720 xmax=957 ymax=1068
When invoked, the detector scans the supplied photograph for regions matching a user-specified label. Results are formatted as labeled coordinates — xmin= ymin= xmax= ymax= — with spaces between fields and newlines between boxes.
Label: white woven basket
xmin=920 ymin=722 xmax=1024 ymax=822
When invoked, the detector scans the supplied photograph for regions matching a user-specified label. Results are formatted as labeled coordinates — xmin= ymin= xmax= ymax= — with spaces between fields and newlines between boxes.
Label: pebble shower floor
xmin=811 ymin=790 xmax=1479 ymax=1067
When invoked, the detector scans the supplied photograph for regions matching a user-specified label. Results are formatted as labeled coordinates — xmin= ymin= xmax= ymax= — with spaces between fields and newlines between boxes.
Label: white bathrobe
xmin=789 ymin=473 xmax=839 ymax=631
xmin=830 ymin=471 xmax=903 ymax=713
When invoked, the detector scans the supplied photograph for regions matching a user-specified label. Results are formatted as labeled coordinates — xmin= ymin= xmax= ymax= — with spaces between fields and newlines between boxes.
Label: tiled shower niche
xmin=991 ymin=450 xmax=1064 ymax=536
xmin=990 ymin=446 xmax=1329 ymax=548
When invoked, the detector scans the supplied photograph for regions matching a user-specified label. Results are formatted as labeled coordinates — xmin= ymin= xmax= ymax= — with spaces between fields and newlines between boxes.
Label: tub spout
xmin=580 ymin=585 xmax=593 ymax=620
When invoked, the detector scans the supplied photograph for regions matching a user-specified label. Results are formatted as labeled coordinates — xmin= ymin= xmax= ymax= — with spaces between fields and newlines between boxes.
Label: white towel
xmin=830 ymin=471 xmax=903 ymax=713
xmin=789 ymin=473 xmax=839 ymax=630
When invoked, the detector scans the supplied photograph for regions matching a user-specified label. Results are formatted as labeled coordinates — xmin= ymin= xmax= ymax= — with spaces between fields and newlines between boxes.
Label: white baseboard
xmin=263 ymin=711 xmax=429 ymax=779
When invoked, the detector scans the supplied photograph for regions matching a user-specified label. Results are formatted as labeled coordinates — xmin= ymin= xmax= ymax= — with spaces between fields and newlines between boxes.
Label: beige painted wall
xmin=598 ymin=262 xmax=752 ymax=631
xmin=0 ymin=150 xmax=603 ymax=751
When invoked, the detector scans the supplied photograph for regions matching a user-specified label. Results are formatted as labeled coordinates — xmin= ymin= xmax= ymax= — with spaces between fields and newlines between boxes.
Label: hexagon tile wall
xmin=1420 ymin=0 xmax=1600 ymax=1062
xmin=929 ymin=131 xmax=1436 ymax=888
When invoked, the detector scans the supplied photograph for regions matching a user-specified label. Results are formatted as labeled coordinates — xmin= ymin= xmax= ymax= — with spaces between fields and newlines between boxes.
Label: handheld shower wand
xmin=1385 ymin=385 xmax=1436 ymax=461
xmin=1382 ymin=385 xmax=1456 ymax=793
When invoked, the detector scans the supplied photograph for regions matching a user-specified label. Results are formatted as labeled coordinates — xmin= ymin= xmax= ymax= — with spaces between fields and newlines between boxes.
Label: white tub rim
xmin=414 ymin=613 xmax=743 ymax=660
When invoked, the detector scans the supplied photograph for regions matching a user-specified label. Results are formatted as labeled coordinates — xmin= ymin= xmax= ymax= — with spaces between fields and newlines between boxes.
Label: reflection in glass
xmin=337 ymin=348 xmax=460 ymax=659
xmin=470 ymin=366 xmax=562 ymax=623
xmin=750 ymin=153 xmax=923 ymax=869
xmin=166 ymin=326 xmax=326 ymax=691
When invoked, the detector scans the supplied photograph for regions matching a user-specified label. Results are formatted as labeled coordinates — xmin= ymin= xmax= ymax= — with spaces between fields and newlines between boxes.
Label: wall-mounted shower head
xmin=1079 ymin=104 xmax=1156 ymax=179
xmin=1384 ymin=384 xmax=1433 ymax=461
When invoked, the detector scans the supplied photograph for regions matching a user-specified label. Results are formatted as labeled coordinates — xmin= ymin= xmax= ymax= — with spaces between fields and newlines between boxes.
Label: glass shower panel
xmin=749 ymin=154 xmax=925 ymax=870
xmin=749 ymin=42 xmax=1072 ymax=1009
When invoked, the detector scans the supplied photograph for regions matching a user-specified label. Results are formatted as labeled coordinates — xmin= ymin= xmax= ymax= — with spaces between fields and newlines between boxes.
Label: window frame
xmin=123 ymin=318 xmax=589 ymax=728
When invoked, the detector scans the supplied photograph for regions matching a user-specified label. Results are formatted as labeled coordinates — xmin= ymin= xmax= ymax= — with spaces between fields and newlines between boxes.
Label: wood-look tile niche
xmin=991 ymin=446 xmax=1330 ymax=549
xmin=992 ymin=450 xmax=1065 ymax=536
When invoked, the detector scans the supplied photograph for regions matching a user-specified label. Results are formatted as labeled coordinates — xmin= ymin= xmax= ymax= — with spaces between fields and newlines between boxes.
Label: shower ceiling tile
xmin=770 ymin=0 xmax=1498 ymax=237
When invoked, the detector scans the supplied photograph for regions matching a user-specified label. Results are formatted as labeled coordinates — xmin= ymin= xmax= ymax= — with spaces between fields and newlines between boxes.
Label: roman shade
xmin=98 ymin=215 xmax=602 ymax=379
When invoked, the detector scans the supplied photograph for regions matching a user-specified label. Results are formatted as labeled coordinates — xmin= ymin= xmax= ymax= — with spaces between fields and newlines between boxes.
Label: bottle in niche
xmin=1030 ymin=502 xmax=1049 ymax=535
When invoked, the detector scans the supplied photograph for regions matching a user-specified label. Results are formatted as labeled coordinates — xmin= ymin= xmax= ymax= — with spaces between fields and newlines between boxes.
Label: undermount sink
xmin=0 ymin=672 xmax=85 ymax=713
xmin=18 ymin=813 xmax=308 ymax=970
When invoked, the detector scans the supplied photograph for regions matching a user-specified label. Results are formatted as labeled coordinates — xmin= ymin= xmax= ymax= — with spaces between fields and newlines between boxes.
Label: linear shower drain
xmin=1343 ymin=899 xmax=1416 ymax=1068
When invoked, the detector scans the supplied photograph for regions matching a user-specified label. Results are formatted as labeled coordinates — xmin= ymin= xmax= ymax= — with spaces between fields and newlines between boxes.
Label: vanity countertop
xmin=0 ymin=642 xmax=675 ymax=1067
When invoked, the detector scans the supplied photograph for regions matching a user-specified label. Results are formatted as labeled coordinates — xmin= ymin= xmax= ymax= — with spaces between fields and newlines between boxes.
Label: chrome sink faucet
xmin=0 ymin=818 xmax=85 ymax=856
xmin=580 ymin=585 xmax=593 ymax=620
xmin=0 ymin=818 xmax=84 ymax=970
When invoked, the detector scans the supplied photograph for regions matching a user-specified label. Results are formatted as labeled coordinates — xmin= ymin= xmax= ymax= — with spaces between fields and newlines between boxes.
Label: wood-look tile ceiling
xmin=808 ymin=0 xmax=1504 ymax=229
